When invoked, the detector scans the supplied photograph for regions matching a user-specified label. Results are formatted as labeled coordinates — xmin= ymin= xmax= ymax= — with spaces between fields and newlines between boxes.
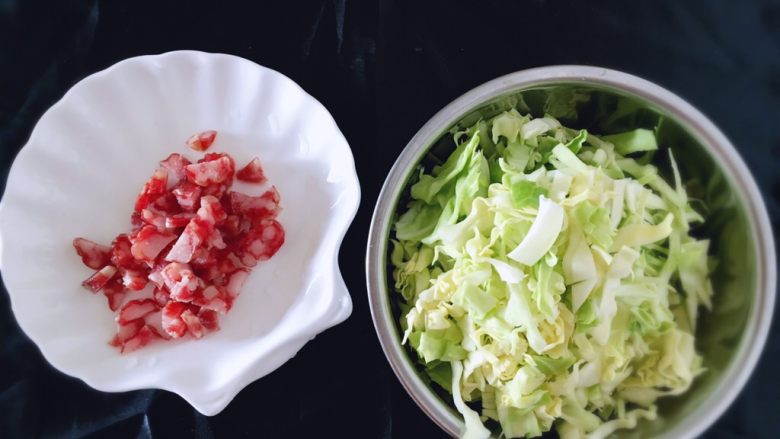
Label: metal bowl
xmin=366 ymin=66 xmax=776 ymax=438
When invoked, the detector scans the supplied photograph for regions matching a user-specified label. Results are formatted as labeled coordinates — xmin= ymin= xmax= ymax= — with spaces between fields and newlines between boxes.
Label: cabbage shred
xmin=391 ymin=110 xmax=713 ymax=438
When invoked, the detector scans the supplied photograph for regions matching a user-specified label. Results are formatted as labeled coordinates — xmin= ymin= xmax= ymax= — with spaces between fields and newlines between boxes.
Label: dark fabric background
xmin=1 ymin=0 xmax=778 ymax=438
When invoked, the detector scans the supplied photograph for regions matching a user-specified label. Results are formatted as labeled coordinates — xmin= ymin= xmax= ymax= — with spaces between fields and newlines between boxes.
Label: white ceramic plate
xmin=0 ymin=51 xmax=360 ymax=415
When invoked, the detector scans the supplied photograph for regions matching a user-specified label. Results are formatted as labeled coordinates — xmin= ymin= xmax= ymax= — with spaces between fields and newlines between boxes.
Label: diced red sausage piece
xmin=202 ymin=183 xmax=228 ymax=199
xmin=73 ymin=238 xmax=112 ymax=270
xmin=165 ymin=217 xmax=212 ymax=263
xmin=226 ymin=191 xmax=249 ymax=214
xmin=134 ymin=168 xmax=168 ymax=212
xmin=121 ymin=325 xmax=158 ymax=353
xmin=130 ymin=212 xmax=144 ymax=238
xmin=160 ymin=153 xmax=192 ymax=180
xmin=193 ymin=285 xmax=231 ymax=313
xmin=217 ymin=252 xmax=242 ymax=275
xmin=225 ymin=269 xmax=250 ymax=299
xmin=201 ymin=296 xmax=230 ymax=314
xmin=102 ymin=275 xmax=124 ymax=296
xmin=161 ymin=301 xmax=188 ymax=338
xmin=200 ymin=154 xmax=235 ymax=188
xmin=199 ymin=152 xmax=234 ymax=166
xmin=238 ymin=217 xmax=253 ymax=235
xmin=222 ymin=215 xmax=241 ymax=237
xmin=185 ymin=157 xmax=234 ymax=187
xmin=147 ymin=262 xmax=165 ymax=288
xmin=160 ymin=262 xmax=189 ymax=286
xmin=143 ymin=310 xmax=170 ymax=339
xmin=82 ymin=265 xmax=117 ymax=293
xmin=153 ymin=287 xmax=170 ymax=307
xmin=186 ymin=130 xmax=217 ymax=152
xmin=110 ymin=319 xmax=143 ymax=347
xmin=201 ymin=285 xmax=221 ymax=301
xmin=206 ymin=229 xmax=226 ymax=250
xmin=118 ymin=299 xmax=159 ymax=325
xmin=154 ymin=288 xmax=171 ymax=307
xmin=198 ymin=195 xmax=227 ymax=224
xmin=180 ymin=309 xmax=205 ymax=339
xmin=102 ymin=276 xmax=127 ymax=311
xmin=111 ymin=235 xmax=137 ymax=269
xmin=106 ymin=293 xmax=125 ymax=311
xmin=76 ymin=149 xmax=285 ymax=351
xmin=239 ymin=219 xmax=285 ymax=264
xmin=170 ymin=279 xmax=199 ymax=303
xmin=191 ymin=286 xmax=212 ymax=308
xmin=198 ymin=309 xmax=220 ymax=331
xmin=130 ymin=225 xmax=177 ymax=262
xmin=141 ymin=208 xmax=167 ymax=231
xmin=190 ymin=248 xmax=218 ymax=271
xmin=189 ymin=247 xmax=209 ymax=265
xmin=166 ymin=212 xmax=196 ymax=229
xmin=239 ymin=253 xmax=257 ymax=267
xmin=227 ymin=187 xmax=280 ymax=220
xmin=151 ymin=192 xmax=181 ymax=214
xmin=197 ymin=265 xmax=222 ymax=285
xmin=236 ymin=158 xmax=267 ymax=184
xmin=160 ymin=262 xmax=201 ymax=302
xmin=172 ymin=181 xmax=202 ymax=212
xmin=121 ymin=268 xmax=148 ymax=291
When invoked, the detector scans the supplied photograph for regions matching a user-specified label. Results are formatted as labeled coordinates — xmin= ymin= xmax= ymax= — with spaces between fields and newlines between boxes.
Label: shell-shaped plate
xmin=0 ymin=51 xmax=359 ymax=415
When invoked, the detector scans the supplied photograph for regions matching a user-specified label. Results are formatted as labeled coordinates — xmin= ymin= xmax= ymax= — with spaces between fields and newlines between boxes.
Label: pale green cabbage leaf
xmin=391 ymin=110 xmax=712 ymax=438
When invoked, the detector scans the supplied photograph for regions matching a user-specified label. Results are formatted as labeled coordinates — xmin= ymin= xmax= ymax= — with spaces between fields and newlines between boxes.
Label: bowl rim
xmin=366 ymin=65 xmax=776 ymax=438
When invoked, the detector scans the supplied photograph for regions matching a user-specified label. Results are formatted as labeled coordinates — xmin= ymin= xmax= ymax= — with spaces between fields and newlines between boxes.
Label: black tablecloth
xmin=1 ymin=1 xmax=778 ymax=438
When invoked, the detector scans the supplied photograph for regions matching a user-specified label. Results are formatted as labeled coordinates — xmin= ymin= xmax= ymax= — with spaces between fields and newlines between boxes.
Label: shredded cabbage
xmin=391 ymin=110 xmax=712 ymax=438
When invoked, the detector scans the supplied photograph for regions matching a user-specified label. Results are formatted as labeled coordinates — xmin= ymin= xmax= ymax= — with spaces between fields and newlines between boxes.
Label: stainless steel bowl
xmin=366 ymin=66 xmax=776 ymax=438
